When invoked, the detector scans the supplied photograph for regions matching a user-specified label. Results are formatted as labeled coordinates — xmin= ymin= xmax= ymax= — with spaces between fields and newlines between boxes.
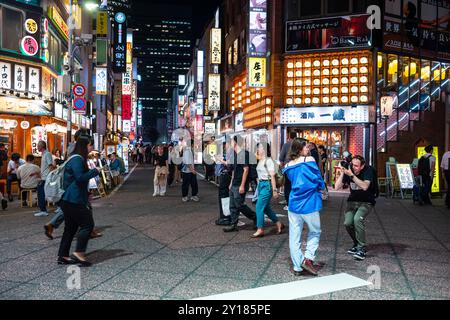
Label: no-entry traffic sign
xmin=73 ymin=84 xmax=86 ymax=97
xmin=73 ymin=97 xmax=86 ymax=111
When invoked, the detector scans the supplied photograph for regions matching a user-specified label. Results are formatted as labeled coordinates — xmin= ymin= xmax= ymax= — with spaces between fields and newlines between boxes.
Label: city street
xmin=0 ymin=165 xmax=449 ymax=300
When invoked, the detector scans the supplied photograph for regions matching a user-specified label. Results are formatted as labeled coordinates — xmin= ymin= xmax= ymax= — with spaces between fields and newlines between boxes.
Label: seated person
xmin=16 ymin=154 xmax=41 ymax=206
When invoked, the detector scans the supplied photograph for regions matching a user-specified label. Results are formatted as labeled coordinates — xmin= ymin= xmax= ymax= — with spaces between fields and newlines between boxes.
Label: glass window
xmin=326 ymin=0 xmax=349 ymax=14
xmin=1 ymin=6 xmax=24 ymax=52
xmin=48 ymin=33 xmax=61 ymax=73
xmin=387 ymin=54 xmax=398 ymax=88
xmin=300 ymin=0 xmax=321 ymax=17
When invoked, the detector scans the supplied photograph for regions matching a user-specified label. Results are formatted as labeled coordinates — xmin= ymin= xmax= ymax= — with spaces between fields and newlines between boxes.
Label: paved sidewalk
xmin=0 ymin=165 xmax=449 ymax=300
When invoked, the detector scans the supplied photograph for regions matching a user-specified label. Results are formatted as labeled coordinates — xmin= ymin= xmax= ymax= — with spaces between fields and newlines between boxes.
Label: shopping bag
xmin=221 ymin=197 xmax=231 ymax=217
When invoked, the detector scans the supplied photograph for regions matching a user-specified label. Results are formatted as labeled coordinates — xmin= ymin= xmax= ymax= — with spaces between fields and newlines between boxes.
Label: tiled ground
xmin=0 ymin=164 xmax=449 ymax=300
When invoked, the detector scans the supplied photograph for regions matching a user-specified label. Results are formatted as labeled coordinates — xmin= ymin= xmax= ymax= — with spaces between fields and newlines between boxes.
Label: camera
xmin=340 ymin=160 xmax=350 ymax=169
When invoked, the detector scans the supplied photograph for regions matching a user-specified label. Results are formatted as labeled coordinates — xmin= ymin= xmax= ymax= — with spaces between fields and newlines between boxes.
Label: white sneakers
xmin=283 ymin=205 xmax=288 ymax=211
xmin=182 ymin=196 xmax=199 ymax=202
xmin=34 ymin=211 xmax=48 ymax=217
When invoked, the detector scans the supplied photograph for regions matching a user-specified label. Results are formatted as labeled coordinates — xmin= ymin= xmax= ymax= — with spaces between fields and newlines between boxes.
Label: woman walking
xmin=153 ymin=145 xmax=169 ymax=196
xmin=252 ymin=143 xmax=285 ymax=238
xmin=283 ymin=138 xmax=325 ymax=276
xmin=57 ymin=135 xmax=100 ymax=267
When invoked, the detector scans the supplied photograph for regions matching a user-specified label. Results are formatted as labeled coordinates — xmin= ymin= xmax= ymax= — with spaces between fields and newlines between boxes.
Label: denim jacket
xmin=62 ymin=156 xmax=99 ymax=205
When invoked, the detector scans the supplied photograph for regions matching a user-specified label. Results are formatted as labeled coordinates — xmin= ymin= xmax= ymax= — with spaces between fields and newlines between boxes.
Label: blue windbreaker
xmin=283 ymin=158 xmax=325 ymax=215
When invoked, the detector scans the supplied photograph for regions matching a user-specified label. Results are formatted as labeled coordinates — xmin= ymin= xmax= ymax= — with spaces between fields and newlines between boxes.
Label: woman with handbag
xmin=252 ymin=143 xmax=285 ymax=238
xmin=57 ymin=134 xmax=100 ymax=266
xmin=153 ymin=145 xmax=169 ymax=196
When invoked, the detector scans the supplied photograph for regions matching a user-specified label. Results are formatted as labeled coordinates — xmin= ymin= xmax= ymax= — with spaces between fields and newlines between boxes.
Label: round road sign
xmin=73 ymin=97 xmax=86 ymax=111
xmin=73 ymin=84 xmax=86 ymax=97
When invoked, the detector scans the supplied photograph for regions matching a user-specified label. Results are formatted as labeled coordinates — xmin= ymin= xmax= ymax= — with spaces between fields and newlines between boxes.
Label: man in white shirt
xmin=181 ymin=140 xmax=199 ymax=202
xmin=441 ymin=150 xmax=450 ymax=208
xmin=16 ymin=155 xmax=40 ymax=206
xmin=35 ymin=141 xmax=54 ymax=217
xmin=6 ymin=153 xmax=26 ymax=201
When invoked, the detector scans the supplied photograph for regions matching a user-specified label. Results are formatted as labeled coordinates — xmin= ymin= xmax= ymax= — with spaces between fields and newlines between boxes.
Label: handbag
xmin=263 ymin=158 xmax=285 ymax=188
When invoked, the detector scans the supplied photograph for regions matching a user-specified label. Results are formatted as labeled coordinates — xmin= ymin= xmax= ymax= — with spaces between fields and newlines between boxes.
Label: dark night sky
xmin=132 ymin=0 xmax=222 ymax=39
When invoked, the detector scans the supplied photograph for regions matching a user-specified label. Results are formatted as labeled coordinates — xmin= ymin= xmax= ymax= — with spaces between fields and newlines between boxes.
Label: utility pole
xmin=67 ymin=0 xmax=74 ymax=146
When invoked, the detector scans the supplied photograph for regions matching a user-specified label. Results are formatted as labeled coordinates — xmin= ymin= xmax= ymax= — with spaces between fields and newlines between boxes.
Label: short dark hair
xmin=289 ymin=131 xmax=297 ymax=140
xmin=11 ymin=153 xmax=20 ymax=161
xmin=318 ymin=145 xmax=326 ymax=151
xmin=26 ymin=154 xmax=35 ymax=162
xmin=257 ymin=142 xmax=272 ymax=157
xmin=425 ymin=145 xmax=433 ymax=153
xmin=352 ymin=155 xmax=366 ymax=166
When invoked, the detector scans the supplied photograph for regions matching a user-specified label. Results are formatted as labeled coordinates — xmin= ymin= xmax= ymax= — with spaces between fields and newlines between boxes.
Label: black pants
xmin=284 ymin=174 xmax=291 ymax=204
xmin=421 ymin=175 xmax=433 ymax=204
xmin=58 ymin=201 xmax=94 ymax=257
xmin=182 ymin=172 xmax=198 ymax=197
xmin=168 ymin=164 xmax=176 ymax=186
xmin=445 ymin=170 xmax=450 ymax=207
xmin=229 ymin=185 xmax=256 ymax=225
xmin=218 ymin=173 xmax=231 ymax=220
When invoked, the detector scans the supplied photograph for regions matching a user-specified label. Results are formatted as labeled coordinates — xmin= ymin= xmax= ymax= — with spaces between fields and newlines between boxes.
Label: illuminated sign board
xmin=211 ymin=28 xmax=221 ymax=64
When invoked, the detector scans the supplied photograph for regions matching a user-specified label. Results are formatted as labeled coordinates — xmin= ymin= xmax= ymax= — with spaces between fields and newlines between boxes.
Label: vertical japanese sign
xmin=248 ymin=0 xmax=267 ymax=87
xmin=21 ymin=13 xmax=41 ymax=57
xmin=0 ymin=62 xmax=12 ymax=90
xmin=248 ymin=0 xmax=267 ymax=57
xmin=208 ymin=74 xmax=220 ymax=111
xmin=96 ymin=67 xmax=107 ymax=95
xmin=41 ymin=17 xmax=49 ymax=63
xmin=14 ymin=65 xmax=26 ymax=92
xmin=210 ymin=28 xmax=221 ymax=64
xmin=96 ymin=11 xmax=108 ymax=38
xmin=113 ymin=12 xmax=127 ymax=73
xmin=248 ymin=57 xmax=266 ymax=88
xmin=28 ymin=67 xmax=40 ymax=94
xmin=31 ymin=126 xmax=47 ymax=157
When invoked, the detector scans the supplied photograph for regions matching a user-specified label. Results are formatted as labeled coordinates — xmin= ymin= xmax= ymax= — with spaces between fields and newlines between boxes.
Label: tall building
xmin=132 ymin=2 xmax=192 ymax=142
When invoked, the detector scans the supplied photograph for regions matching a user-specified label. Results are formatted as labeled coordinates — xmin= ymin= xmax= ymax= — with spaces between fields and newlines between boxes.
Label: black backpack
xmin=418 ymin=155 xmax=431 ymax=177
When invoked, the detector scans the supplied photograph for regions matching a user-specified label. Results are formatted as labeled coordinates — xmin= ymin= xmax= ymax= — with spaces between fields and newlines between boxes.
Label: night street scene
xmin=0 ymin=0 xmax=450 ymax=309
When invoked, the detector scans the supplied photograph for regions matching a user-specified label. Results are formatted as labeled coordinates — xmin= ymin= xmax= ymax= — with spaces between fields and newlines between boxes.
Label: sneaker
xmin=215 ymin=218 xmax=231 ymax=226
xmin=1 ymin=199 xmax=7 ymax=210
xmin=34 ymin=211 xmax=49 ymax=217
xmin=283 ymin=205 xmax=288 ymax=211
xmin=347 ymin=245 xmax=358 ymax=255
xmin=191 ymin=196 xmax=200 ymax=202
xmin=223 ymin=224 xmax=238 ymax=233
xmin=159 ymin=193 xmax=166 ymax=197
xmin=353 ymin=249 xmax=366 ymax=261
xmin=182 ymin=197 xmax=189 ymax=202
xmin=237 ymin=221 xmax=246 ymax=227
xmin=153 ymin=193 xmax=158 ymax=197
xmin=301 ymin=258 xmax=318 ymax=276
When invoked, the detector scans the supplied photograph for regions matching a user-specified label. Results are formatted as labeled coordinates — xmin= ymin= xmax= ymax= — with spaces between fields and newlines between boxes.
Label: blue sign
xmin=73 ymin=97 xmax=86 ymax=111
xmin=115 ymin=12 xmax=126 ymax=24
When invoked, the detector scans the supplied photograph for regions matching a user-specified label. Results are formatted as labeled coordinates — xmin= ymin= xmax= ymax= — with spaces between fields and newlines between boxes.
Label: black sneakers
xmin=223 ymin=224 xmax=238 ymax=233
xmin=347 ymin=245 xmax=358 ymax=255
xmin=353 ymin=248 xmax=367 ymax=261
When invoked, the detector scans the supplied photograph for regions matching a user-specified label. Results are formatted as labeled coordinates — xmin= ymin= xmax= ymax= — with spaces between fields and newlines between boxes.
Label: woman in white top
xmin=252 ymin=143 xmax=285 ymax=238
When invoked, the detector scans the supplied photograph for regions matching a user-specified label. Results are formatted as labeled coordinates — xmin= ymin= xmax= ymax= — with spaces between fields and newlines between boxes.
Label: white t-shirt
xmin=40 ymin=150 xmax=53 ymax=181
xmin=182 ymin=148 xmax=194 ymax=173
xmin=16 ymin=163 xmax=41 ymax=189
xmin=256 ymin=157 xmax=275 ymax=180
xmin=441 ymin=151 xmax=450 ymax=171
xmin=7 ymin=159 xmax=26 ymax=175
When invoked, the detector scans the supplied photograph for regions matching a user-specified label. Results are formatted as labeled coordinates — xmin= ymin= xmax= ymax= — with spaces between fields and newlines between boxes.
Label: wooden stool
xmin=11 ymin=181 xmax=20 ymax=198
xmin=20 ymin=189 xmax=36 ymax=208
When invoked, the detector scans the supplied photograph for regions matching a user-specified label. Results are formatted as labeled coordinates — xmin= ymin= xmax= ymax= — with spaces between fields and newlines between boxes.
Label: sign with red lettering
xmin=122 ymin=95 xmax=131 ymax=120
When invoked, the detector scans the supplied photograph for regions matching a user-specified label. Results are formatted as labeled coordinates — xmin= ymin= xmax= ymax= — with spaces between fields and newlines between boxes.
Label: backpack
xmin=418 ymin=155 xmax=431 ymax=177
xmin=118 ymin=157 xmax=126 ymax=174
xmin=44 ymin=154 xmax=82 ymax=203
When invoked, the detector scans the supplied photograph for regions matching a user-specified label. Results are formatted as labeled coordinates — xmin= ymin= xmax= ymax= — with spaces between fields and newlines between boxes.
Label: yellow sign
xmin=48 ymin=6 xmax=69 ymax=39
xmin=126 ymin=42 xmax=133 ymax=64
xmin=210 ymin=28 xmax=221 ymax=64
xmin=417 ymin=146 xmax=440 ymax=193
xmin=96 ymin=11 xmax=108 ymax=37
xmin=248 ymin=57 xmax=266 ymax=88
xmin=24 ymin=19 xmax=38 ymax=34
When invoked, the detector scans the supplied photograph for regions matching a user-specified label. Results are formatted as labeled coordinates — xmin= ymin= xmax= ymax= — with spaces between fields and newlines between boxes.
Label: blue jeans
xmin=50 ymin=207 xmax=65 ymax=228
xmin=255 ymin=181 xmax=279 ymax=228
xmin=37 ymin=181 xmax=46 ymax=212
xmin=7 ymin=174 xmax=19 ymax=194
xmin=288 ymin=211 xmax=321 ymax=272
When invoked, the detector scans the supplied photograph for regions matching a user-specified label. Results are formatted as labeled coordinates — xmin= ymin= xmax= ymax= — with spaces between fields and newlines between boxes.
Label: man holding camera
xmin=335 ymin=155 xmax=376 ymax=261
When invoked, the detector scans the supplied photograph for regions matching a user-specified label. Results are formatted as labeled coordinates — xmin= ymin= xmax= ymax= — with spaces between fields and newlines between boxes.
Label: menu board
xmin=396 ymin=164 xmax=415 ymax=189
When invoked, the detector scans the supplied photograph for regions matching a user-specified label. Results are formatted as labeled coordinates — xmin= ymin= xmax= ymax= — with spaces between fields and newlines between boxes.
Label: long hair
xmin=71 ymin=135 xmax=92 ymax=171
xmin=256 ymin=142 xmax=271 ymax=158
xmin=289 ymin=138 xmax=308 ymax=161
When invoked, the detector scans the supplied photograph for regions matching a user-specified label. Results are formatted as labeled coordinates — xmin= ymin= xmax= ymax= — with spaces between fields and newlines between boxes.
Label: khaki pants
xmin=154 ymin=166 xmax=168 ymax=195
xmin=344 ymin=202 xmax=373 ymax=248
